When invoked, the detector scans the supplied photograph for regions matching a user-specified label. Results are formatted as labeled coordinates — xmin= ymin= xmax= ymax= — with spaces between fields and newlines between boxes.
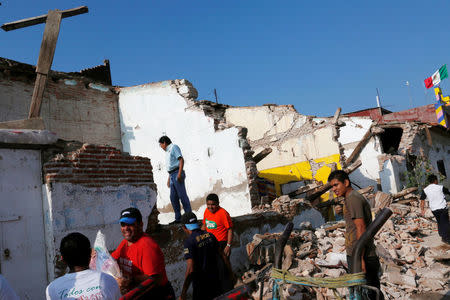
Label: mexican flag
xmin=424 ymin=64 xmax=448 ymax=89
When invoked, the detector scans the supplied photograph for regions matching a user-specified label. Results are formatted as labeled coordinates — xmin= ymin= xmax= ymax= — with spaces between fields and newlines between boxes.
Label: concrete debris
xmin=243 ymin=188 xmax=450 ymax=299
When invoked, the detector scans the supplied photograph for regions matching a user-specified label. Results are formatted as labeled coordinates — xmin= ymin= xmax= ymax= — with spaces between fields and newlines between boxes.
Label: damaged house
xmin=226 ymin=104 xmax=450 ymax=206
xmin=1 ymin=55 xmax=449 ymax=299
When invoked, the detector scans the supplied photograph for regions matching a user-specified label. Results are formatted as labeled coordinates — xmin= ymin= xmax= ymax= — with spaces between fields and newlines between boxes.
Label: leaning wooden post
xmin=28 ymin=10 xmax=62 ymax=118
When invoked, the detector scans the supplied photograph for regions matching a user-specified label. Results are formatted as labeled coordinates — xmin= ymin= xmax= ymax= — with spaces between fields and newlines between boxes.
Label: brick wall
xmin=42 ymin=143 xmax=158 ymax=281
xmin=43 ymin=144 xmax=154 ymax=188
xmin=0 ymin=57 xmax=122 ymax=149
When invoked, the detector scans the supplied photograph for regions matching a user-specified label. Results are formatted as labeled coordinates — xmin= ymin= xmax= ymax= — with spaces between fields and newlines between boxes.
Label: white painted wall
xmin=43 ymin=183 xmax=156 ymax=281
xmin=0 ymin=149 xmax=47 ymax=300
xmin=118 ymin=81 xmax=252 ymax=224
xmin=339 ymin=117 xmax=382 ymax=190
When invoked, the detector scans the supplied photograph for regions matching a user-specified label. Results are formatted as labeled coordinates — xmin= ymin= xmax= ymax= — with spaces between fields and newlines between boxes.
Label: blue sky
xmin=1 ymin=1 xmax=449 ymax=116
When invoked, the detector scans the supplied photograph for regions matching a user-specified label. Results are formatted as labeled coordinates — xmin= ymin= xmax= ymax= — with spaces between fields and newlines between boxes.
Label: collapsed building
xmin=1 ymin=56 xmax=449 ymax=298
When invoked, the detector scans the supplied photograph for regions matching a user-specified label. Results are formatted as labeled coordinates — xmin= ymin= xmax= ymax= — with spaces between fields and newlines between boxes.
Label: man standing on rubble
xmin=328 ymin=170 xmax=382 ymax=300
xmin=112 ymin=207 xmax=175 ymax=298
xmin=420 ymin=174 xmax=450 ymax=244
xmin=159 ymin=136 xmax=192 ymax=224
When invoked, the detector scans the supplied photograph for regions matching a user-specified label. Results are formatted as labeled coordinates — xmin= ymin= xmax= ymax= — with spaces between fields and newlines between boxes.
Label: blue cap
xmin=185 ymin=223 xmax=200 ymax=230
xmin=119 ymin=217 xmax=137 ymax=224
xmin=119 ymin=207 xmax=142 ymax=224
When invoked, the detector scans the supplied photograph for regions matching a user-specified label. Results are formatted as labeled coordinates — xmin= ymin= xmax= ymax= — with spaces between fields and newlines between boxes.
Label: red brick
xmin=77 ymin=154 xmax=107 ymax=159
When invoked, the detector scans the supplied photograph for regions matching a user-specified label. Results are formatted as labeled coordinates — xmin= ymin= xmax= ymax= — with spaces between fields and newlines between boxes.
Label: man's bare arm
xmin=224 ymin=228 xmax=233 ymax=257
xmin=179 ymin=259 xmax=194 ymax=300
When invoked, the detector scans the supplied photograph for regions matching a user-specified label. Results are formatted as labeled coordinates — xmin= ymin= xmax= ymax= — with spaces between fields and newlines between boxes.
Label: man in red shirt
xmin=111 ymin=207 xmax=174 ymax=298
xmin=201 ymin=193 xmax=233 ymax=257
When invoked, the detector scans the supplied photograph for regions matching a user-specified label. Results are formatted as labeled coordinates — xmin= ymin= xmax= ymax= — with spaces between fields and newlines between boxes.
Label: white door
xmin=0 ymin=149 xmax=47 ymax=299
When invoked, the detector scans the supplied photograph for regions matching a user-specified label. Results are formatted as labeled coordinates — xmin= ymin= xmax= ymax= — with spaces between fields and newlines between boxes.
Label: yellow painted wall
xmin=258 ymin=153 xmax=341 ymax=200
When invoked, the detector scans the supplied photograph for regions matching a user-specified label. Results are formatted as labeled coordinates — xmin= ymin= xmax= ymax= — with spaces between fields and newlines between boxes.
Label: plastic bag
xmin=90 ymin=230 xmax=122 ymax=279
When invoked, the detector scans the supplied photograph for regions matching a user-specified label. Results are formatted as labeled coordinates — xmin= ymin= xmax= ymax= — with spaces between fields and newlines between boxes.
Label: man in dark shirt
xmin=328 ymin=170 xmax=383 ymax=300
xmin=179 ymin=212 xmax=233 ymax=300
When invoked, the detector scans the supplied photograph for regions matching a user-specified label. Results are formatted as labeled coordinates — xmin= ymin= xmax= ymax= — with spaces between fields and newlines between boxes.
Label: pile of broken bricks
xmin=243 ymin=188 xmax=450 ymax=300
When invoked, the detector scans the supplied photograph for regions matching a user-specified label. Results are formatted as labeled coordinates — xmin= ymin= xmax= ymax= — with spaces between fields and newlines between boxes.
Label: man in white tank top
xmin=420 ymin=174 xmax=450 ymax=244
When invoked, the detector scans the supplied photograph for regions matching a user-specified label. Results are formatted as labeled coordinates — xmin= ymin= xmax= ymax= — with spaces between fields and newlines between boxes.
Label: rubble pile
xmin=243 ymin=191 xmax=450 ymax=300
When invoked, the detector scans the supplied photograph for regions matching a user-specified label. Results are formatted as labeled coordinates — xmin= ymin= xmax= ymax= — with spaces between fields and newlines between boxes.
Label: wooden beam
xmin=35 ymin=10 xmax=62 ymax=74
xmin=29 ymin=74 xmax=48 ymax=118
xmin=332 ymin=107 xmax=342 ymax=124
xmin=392 ymin=187 xmax=418 ymax=200
xmin=0 ymin=118 xmax=45 ymax=130
xmin=288 ymin=182 xmax=323 ymax=198
xmin=28 ymin=10 xmax=61 ymax=118
xmin=253 ymin=148 xmax=272 ymax=164
xmin=1 ymin=6 xmax=88 ymax=31
xmin=306 ymin=160 xmax=362 ymax=203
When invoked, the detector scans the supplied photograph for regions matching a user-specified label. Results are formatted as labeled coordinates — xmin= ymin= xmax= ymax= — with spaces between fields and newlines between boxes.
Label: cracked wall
xmin=225 ymin=107 xmax=410 ymax=199
xmin=118 ymin=79 xmax=253 ymax=224
xmin=0 ymin=58 xmax=122 ymax=149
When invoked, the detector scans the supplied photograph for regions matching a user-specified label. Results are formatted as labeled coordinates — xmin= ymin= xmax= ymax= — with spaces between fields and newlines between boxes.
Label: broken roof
xmin=0 ymin=57 xmax=112 ymax=85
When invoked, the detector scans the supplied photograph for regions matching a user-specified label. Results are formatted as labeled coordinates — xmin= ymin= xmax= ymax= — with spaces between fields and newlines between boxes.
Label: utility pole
xmin=214 ymin=88 xmax=218 ymax=103
xmin=1 ymin=6 xmax=88 ymax=123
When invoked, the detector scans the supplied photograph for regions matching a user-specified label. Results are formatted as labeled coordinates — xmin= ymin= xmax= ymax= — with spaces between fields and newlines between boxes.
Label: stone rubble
xmin=243 ymin=190 xmax=450 ymax=299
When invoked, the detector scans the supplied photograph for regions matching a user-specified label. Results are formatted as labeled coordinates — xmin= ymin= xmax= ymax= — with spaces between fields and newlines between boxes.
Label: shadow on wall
xmin=349 ymin=168 xmax=380 ymax=191
xmin=118 ymin=106 xmax=136 ymax=152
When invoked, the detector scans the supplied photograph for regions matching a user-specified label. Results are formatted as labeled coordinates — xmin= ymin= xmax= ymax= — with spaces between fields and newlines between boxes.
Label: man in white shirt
xmin=46 ymin=232 xmax=120 ymax=300
xmin=420 ymin=174 xmax=450 ymax=244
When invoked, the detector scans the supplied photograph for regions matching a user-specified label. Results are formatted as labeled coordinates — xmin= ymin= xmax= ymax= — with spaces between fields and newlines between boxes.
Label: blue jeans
xmin=169 ymin=170 xmax=191 ymax=221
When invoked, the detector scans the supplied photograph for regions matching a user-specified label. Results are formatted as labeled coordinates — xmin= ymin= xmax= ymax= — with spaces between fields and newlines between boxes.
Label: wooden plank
xmin=332 ymin=107 xmax=342 ymax=124
xmin=1 ymin=6 xmax=88 ymax=31
xmin=28 ymin=10 xmax=61 ymax=118
xmin=306 ymin=160 xmax=362 ymax=203
xmin=35 ymin=10 xmax=62 ymax=74
xmin=0 ymin=118 xmax=45 ymax=130
xmin=28 ymin=74 xmax=48 ymax=118
xmin=289 ymin=182 xmax=322 ymax=197
xmin=253 ymin=148 xmax=272 ymax=164
xmin=392 ymin=187 xmax=418 ymax=200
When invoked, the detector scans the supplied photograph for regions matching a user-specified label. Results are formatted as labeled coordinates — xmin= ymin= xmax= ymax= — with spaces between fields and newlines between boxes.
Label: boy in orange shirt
xmin=201 ymin=193 xmax=233 ymax=257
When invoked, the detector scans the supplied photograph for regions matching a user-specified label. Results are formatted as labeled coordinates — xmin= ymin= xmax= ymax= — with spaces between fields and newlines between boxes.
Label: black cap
xmin=181 ymin=212 xmax=198 ymax=224
xmin=181 ymin=212 xmax=200 ymax=230
xmin=119 ymin=207 xmax=142 ymax=224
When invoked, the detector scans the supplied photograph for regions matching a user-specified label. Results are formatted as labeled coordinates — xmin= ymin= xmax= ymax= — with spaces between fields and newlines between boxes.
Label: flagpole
xmin=405 ymin=81 xmax=413 ymax=108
